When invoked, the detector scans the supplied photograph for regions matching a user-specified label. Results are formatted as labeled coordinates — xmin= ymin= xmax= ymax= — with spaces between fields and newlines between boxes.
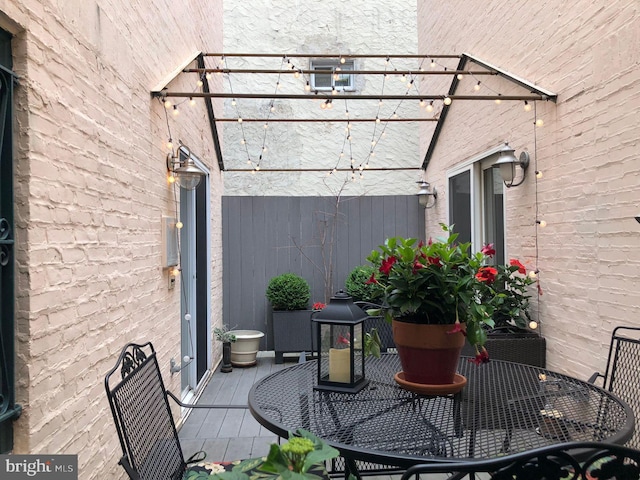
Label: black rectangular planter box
xmin=461 ymin=331 xmax=546 ymax=368
xmin=272 ymin=310 xmax=314 ymax=363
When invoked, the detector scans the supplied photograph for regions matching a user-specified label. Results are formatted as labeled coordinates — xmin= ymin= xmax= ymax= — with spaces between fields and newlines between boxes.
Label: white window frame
xmin=446 ymin=145 xmax=508 ymax=262
xmin=310 ymin=59 xmax=355 ymax=92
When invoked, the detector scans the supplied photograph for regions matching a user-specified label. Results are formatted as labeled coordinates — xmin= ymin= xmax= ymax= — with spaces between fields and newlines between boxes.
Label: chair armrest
xmin=119 ymin=455 xmax=141 ymax=480
xmin=166 ymin=390 xmax=248 ymax=409
xmin=587 ymin=372 xmax=603 ymax=385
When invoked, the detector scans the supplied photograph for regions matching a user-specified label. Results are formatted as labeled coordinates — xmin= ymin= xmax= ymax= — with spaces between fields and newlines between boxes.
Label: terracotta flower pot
xmin=392 ymin=320 xmax=465 ymax=385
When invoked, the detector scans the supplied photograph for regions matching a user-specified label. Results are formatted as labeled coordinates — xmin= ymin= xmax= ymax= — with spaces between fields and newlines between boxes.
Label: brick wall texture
xmin=1 ymin=1 xmax=223 ymax=478
xmin=418 ymin=1 xmax=640 ymax=377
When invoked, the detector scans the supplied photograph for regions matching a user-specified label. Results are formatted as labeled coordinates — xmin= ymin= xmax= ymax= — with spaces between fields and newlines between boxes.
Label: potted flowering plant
xmin=365 ymin=224 xmax=499 ymax=389
xmin=462 ymin=258 xmax=546 ymax=367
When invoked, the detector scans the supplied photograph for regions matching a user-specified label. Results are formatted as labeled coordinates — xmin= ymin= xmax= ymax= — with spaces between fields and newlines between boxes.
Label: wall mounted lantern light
xmin=416 ymin=180 xmax=437 ymax=208
xmin=167 ymin=147 xmax=206 ymax=190
xmin=494 ymin=144 xmax=530 ymax=188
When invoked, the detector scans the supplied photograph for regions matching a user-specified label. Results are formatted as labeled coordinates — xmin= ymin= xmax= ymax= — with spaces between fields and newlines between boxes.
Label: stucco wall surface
xmin=0 ymin=1 xmax=223 ymax=478
xmin=222 ymin=0 xmax=421 ymax=196
xmin=418 ymin=1 xmax=640 ymax=379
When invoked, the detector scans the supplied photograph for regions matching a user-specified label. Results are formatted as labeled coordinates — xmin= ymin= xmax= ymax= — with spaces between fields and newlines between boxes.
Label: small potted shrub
xmin=266 ymin=273 xmax=313 ymax=363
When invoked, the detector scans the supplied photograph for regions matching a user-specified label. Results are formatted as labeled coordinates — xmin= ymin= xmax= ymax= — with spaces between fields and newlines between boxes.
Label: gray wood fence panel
xmin=222 ymin=196 xmax=425 ymax=350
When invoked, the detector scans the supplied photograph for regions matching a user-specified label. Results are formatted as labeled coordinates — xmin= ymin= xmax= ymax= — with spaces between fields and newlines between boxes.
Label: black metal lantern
xmin=312 ymin=290 xmax=369 ymax=393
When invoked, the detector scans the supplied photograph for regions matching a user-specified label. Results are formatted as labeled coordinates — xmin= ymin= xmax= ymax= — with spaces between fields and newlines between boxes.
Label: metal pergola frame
xmin=151 ymin=52 xmax=557 ymax=172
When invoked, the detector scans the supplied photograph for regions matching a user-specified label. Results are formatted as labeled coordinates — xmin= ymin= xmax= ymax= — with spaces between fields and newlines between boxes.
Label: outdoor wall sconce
xmin=416 ymin=180 xmax=437 ymax=208
xmin=494 ymin=144 xmax=530 ymax=188
xmin=312 ymin=291 xmax=369 ymax=394
xmin=166 ymin=147 xmax=206 ymax=190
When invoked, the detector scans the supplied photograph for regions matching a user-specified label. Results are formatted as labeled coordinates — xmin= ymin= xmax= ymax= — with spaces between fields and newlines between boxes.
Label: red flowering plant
xmin=365 ymin=224 xmax=499 ymax=359
xmin=479 ymin=258 xmax=535 ymax=330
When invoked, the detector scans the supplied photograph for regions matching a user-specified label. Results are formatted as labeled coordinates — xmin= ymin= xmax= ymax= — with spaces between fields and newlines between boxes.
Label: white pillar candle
xmin=329 ymin=348 xmax=351 ymax=383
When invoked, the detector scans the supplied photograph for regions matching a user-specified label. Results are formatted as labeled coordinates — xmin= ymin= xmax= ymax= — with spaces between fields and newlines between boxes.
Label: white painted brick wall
xmin=418 ymin=1 xmax=640 ymax=379
xmin=1 ymin=1 xmax=223 ymax=478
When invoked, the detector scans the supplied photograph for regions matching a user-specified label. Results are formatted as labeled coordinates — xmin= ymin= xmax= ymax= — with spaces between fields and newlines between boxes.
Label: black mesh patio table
xmin=248 ymin=354 xmax=634 ymax=471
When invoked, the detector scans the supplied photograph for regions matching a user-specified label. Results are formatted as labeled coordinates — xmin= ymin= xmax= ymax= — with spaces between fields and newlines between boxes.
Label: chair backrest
xmin=602 ymin=326 xmax=640 ymax=449
xmin=399 ymin=441 xmax=640 ymax=480
xmin=105 ymin=342 xmax=186 ymax=480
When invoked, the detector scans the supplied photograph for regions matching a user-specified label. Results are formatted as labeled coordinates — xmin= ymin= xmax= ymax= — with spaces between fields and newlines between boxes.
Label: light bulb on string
xmin=426 ymin=101 xmax=434 ymax=112
xmin=237 ymin=117 xmax=243 ymax=123
xmin=197 ymin=79 xmax=203 ymax=87
xmin=340 ymin=56 xmax=346 ymax=64
xmin=536 ymin=118 xmax=544 ymax=127
xmin=172 ymin=105 xmax=179 ymax=116
xmin=400 ymin=73 xmax=407 ymax=83
xmin=474 ymin=81 xmax=481 ymax=91
xmin=536 ymin=170 xmax=543 ymax=179
xmin=495 ymin=95 xmax=502 ymax=105
xmin=240 ymin=139 xmax=246 ymax=145
xmin=528 ymin=269 xmax=539 ymax=279
xmin=176 ymin=221 xmax=183 ymax=229
xmin=263 ymin=123 xmax=268 ymax=129
xmin=168 ymin=173 xmax=175 ymax=184
xmin=294 ymin=69 xmax=301 ymax=78
xmin=443 ymin=97 xmax=452 ymax=106
xmin=524 ymin=101 xmax=532 ymax=112
xmin=231 ymin=98 xmax=237 ymax=106
xmin=537 ymin=220 xmax=547 ymax=228
xmin=205 ymin=72 xmax=212 ymax=80
xmin=189 ymin=97 xmax=196 ymax=107
xmin=457 ymin=73 xmax=463 ymax=80
xmin=164 ymin=99 xmax=172 ymax=109
xmin=375 ymin=116 xmax=380 ymax=123
xmin=529 ymin=321 xmax=538 ymax=330
xmin=304 ymin=81 xmax=311 ymax=92
xmin=166 ymin=139 xmax=173 ymax=150
xmin=419 ymin=99 xmax=426 ymax=108
xmin=430 ymin=59 xmax=436 ymax=68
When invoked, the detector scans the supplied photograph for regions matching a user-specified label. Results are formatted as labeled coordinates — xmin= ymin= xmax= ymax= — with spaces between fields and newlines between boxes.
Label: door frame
xmin=178 ymin=148 xmax=211 ymax=399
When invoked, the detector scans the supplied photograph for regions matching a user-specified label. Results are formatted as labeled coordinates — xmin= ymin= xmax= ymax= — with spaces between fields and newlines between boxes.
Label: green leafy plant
xmin=266 ymin=273 xmax=311 ymax=311
xmin=365 ymin=224 xmax=498 ymax=352
xmin=482 ymin=259 xmax=535 ymax=330
xmin=364 ymin=328 xmax=382 ymax=358
xmin=214 ymin=325 xmax=237 ymax=343
xmin=345 ymin=265 xmax=382 ymax=303
xmin=211 ymin=429 xmax=341 ymax=480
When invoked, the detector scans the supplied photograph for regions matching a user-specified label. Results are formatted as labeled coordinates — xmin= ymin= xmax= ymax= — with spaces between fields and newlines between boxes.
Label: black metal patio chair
xmin=399 ymin=441 xmax=640 ymax=480
xmin=104 ymin=341 xmax=250 ymax=480
xmin=589 ymin=326 xmax=640 ymax=450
